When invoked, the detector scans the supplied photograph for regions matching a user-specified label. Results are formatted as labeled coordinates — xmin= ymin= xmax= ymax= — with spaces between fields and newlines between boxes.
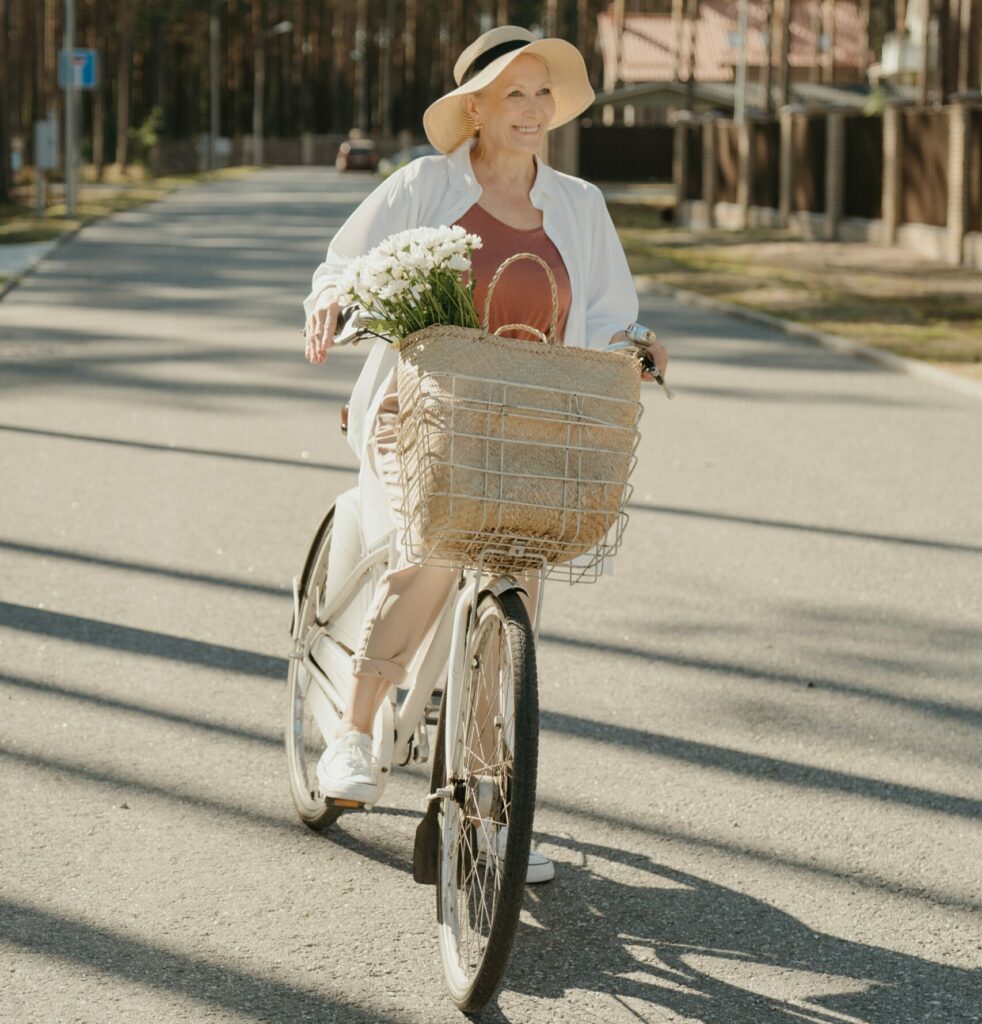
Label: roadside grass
xmin=610 ymin=205 xmax=982 ymax=375
xmin=0 ymin=166 xmax=258 ymax=245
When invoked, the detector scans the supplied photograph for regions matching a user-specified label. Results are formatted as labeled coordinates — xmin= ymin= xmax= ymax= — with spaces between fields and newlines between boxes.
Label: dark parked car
xmin=336 ymin=139 xmax=379 ymax=172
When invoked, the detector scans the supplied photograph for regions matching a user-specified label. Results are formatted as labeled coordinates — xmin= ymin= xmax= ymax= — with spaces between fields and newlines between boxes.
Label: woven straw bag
xmin=396 ymin=253 xmax=641 ymax=572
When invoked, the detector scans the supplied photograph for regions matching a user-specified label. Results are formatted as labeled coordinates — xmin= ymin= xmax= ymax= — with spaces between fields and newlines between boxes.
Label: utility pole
xmin=956 ymin=0 xmax=972 ymax=93
xmin=64 ymin=0 xmax=76 ymax=216
xmin=671 ymin=0 xmax=684 ymax=82
xmin=822 ymin=0 xmax=836 ymax=85
xmin=810 ymin=0 xmax=821 ymax=83
xmin=734 ymin=0 xmax=749 ymax=123
xmin=761 ymin=0 xmax=775 ymax=115
xmin=685 ymin=0 xmax=699 ymax=109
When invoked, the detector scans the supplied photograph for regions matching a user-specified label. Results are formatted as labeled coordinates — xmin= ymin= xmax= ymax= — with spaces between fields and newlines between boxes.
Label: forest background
xmin=0 ymin=0 xmax=932 ymax=201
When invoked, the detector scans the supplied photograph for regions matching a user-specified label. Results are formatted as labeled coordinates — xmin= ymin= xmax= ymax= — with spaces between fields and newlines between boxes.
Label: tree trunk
xmin=0 ymin=0 xmax=11 ymax=203
xmin=92 ymin=0 xmax=105 ymax=176
xmin=45 ymin=0 xmax=59 ymax=124
xmin=544 ymin=0 xmax=558 ymax=36
xmin=115 ymin=0 xmax=133 ymax=167
xmin=354 ymin=0 xmax=368 ymax=132
xmin=404 ymin=0 xmax=417 ymax=128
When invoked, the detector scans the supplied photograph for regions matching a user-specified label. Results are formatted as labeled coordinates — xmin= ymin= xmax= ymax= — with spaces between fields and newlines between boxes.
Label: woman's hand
xmin=304 ymin=299 xmax=341 ymax=364
xmin=608 ymin=330 xmax=669 ymax=383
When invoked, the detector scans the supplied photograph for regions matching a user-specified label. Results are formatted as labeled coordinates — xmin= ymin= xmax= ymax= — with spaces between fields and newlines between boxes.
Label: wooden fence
xmin=675 ymin=98 xmax=982 ymax=266
xmin=716 ymin=121 xmax=740 ymax=203
xmin=752 ymin=120 xmax=780 ymax=209
xmin=970 ymin=109 xmax=982 ymax=233
xmin=685 ymin=122 xmax=703 ymax=200
xmin=843 ymin=115 xmax=883 ymax=219
xmin=578 ymin=126 xmax=674 ymax=181
xmin=902 ymin=110 xmax=948 ymax=227
xmin=792 ymin=114 xmax=826 ymax=214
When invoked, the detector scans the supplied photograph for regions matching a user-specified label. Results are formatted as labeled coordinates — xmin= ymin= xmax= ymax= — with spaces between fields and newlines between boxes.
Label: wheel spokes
xmin=445 ymin=611 xmax=516 ymax=976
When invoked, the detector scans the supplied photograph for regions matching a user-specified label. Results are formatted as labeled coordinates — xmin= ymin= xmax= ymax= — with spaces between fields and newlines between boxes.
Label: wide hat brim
xmin=423 ymin=38 xmax=595 ymax=155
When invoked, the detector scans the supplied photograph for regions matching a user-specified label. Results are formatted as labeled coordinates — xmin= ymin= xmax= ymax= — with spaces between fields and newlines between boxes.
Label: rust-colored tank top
xmin=453 ymin=203 xmax=572 ymax=344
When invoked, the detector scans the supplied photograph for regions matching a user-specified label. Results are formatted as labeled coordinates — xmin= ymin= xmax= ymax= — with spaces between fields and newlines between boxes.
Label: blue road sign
xmin=58 ymin=49 xmax=99 ymax=90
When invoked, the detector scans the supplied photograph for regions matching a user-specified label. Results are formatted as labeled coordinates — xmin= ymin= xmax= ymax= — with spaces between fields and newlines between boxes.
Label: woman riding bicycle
xmin=302 ymin=25 xmax=668 ymax=884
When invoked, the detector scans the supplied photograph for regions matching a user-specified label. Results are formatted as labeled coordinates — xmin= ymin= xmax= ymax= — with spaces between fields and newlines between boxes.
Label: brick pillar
xmin=737 ymin=118 xmax=753 ymax=228
xmin=882 ymin=103 xmax=905 ymax=246
xmin=702 ymin=117 xmax=718 ymax=226
xmin=825 ymin=110 xmax=845 ymax=240
xmin=779 ymin=106 xmax=795 ymax=226
xmin=945 ymin=97 xmax=976 ymax=266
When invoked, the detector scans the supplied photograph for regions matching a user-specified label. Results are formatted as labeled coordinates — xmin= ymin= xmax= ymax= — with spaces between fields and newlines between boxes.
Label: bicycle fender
xmin=479 ymin=575 xmax=528 ymax=603
xmin=289 ymin=504 xmax=335 ymax=638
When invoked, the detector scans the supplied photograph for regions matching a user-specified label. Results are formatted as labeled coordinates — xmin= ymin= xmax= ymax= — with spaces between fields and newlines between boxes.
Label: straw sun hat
xmin=423 ymin=25 xmax=595 ymax=155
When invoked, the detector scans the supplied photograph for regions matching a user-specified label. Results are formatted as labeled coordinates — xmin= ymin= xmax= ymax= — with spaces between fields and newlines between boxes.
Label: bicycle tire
xmin=285 ymin=508 xmax=344 ymax=832
xmin=436 ymin=588 xmax=538 ymax=1013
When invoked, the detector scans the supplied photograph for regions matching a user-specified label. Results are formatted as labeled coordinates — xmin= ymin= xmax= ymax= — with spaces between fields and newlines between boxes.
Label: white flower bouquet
xmin=335 ymin=225 xmax=483 ymax=345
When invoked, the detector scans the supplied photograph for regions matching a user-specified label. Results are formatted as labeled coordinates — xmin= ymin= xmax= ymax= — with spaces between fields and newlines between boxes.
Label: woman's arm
xmin=582 ymin=186 xmax=639 ymax=350
xmin=303 ymin=166 xmax=417 ymax=361
xmin=583 ymin=187 xmax=668 ymax=382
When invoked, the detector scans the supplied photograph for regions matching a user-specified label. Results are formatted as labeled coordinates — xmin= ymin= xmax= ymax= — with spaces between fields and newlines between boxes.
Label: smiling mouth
xmin=513 ymin=125 xmax=540 ymax=134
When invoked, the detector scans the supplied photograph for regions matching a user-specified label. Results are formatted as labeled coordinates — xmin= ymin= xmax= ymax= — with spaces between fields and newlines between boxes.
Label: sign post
xmin=58 ymin=21 xmax=98 ymax=218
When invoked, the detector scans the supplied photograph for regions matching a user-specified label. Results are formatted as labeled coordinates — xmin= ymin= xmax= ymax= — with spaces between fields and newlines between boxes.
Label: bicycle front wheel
xmin=437 ymin=588 xmax=538 ymax=1013
xmin=285 ymin=508 xmax=343 ymax=832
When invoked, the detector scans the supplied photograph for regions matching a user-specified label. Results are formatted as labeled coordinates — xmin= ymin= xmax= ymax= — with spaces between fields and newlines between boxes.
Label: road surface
xmin=1 ymin=168 xmax=979 ymax=1023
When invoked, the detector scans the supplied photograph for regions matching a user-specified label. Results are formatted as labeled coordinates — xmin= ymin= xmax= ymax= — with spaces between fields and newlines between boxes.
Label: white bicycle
xmin=285 ymin=312 xmax=660 ymax=1011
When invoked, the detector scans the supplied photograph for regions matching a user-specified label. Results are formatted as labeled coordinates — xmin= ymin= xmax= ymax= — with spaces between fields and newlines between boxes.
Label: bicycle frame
xmin=291 ymin=495 xmax=541 ymax=807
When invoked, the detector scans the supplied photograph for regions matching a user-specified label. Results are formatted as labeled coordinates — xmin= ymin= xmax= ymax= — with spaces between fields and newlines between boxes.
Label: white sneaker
xmin=475 ymin=824 xmax=555 ymax=885
xmin=316 ymin=730 xmax=379 ymax=804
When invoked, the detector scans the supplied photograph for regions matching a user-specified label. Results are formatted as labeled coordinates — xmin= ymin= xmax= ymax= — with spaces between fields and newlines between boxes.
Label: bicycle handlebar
xmin=310 ymin=308 xmax=672 ymax=397
xmin=605 ymin=325 xmax=674 ymax=399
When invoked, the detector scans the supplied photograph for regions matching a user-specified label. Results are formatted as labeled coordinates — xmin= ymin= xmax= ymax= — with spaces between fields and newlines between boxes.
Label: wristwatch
xmin=625 ymin=323 xmax=674 ymax=398
xmin=625 ymin=322 xmax=656 ymax=346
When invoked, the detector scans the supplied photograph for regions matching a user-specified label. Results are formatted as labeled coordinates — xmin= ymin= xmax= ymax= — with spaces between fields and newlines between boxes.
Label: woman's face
xmin=466 ymin=54 xmax=557 ymax=157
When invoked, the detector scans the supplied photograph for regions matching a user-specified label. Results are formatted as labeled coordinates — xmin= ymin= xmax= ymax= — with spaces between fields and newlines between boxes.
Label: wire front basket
xmin=397 ymin=368 xmax=643 ymax=584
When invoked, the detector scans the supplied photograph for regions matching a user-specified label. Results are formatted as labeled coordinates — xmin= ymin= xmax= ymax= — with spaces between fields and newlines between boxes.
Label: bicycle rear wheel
xmin=437 ymin=588 xmax=538 ymax=1013
xmin=285 ymin=509 xmax=343 ymax=832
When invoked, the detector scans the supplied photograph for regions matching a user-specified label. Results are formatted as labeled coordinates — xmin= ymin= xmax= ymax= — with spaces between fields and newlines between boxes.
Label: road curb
xmin=635 ymin=275 xmax=982 ymax=403
xmin=0 ymin=227 xmax=83 ymax=303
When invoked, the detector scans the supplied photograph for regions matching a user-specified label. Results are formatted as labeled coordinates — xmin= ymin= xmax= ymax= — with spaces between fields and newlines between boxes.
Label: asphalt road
xmin=1 ymin=168 xmax=980 ymax=1024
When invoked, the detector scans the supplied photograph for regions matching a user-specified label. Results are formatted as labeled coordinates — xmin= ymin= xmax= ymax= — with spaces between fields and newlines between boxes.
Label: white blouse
xmin=304 ymin=138 xmax=639 ymax=549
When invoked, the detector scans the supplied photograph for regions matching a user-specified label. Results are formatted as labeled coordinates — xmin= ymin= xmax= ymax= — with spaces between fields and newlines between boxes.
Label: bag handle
xmin=482 ymin=252 xmax=560 ymax=345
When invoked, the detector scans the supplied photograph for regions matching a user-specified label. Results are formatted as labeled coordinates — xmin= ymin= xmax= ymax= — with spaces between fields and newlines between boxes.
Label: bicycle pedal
xmin=324 ymin=797 xmax=367 ymax=810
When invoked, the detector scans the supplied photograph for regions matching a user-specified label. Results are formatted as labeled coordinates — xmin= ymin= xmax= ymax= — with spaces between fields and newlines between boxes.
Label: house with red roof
xmin=597 ymin=1 xmax=872 ymax=96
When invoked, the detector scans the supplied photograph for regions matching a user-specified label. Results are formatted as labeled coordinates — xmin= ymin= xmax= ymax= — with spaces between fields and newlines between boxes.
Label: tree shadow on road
xmin=491 ymin=834 xmax=975 ymax=1024
xmin=0 ymin=896 xmax=400 ymax=1024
